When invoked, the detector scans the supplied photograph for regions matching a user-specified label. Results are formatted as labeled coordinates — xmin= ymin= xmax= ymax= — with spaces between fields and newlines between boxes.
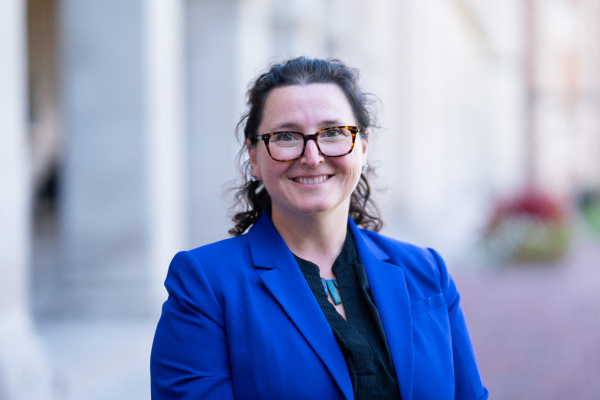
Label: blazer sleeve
xmin=428 ymin=248 xmax=490 ymax=400
xmin=150 ymin=251 xmax=235 ymax=399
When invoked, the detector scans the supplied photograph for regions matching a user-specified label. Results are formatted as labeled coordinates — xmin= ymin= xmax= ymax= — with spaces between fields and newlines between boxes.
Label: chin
xmin=288 ymin=200 xmax=342 ymax=216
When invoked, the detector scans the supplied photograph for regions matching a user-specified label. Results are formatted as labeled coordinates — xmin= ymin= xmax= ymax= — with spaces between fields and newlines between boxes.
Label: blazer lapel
xmin=248 ymin=214 xmax=353 ymax=400
xmin=348 ymin=220 xmax=415 ymax=400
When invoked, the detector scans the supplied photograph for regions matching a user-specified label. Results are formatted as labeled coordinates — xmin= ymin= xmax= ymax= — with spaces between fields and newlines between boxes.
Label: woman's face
xmin=248 ymin=83 xmax=368 ymax=221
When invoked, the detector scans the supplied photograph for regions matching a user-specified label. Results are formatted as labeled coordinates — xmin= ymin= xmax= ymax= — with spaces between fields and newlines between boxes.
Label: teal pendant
xmin=321 ymin=278 xmax=341 ymax=305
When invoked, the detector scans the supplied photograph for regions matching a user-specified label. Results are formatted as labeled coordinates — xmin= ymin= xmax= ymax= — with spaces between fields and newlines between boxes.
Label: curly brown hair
xmin=229 ymin=57 xmax=383 ymax=236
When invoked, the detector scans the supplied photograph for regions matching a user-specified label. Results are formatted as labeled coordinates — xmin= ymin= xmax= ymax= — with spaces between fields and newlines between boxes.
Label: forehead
xmin=260 ymin=84 xmax=356 ymax=131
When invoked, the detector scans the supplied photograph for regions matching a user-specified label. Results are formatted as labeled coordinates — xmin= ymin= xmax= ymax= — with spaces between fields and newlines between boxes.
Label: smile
xmin=293 ymin=175 xmax=331 ymax=185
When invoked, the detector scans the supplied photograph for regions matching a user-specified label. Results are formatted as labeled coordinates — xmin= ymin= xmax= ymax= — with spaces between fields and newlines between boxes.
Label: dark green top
xmin=293 ymin=229 xmax=401 ymax=400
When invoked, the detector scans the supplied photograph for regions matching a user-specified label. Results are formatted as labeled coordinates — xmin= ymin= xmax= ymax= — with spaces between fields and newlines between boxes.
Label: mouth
xmin=292 ymin=175 xmax=331 ymax=185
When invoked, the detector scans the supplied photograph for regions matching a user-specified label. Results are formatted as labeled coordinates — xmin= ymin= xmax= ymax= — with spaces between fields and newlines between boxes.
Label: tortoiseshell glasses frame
xmin=249 ymin=126 xmax=359 ymax=162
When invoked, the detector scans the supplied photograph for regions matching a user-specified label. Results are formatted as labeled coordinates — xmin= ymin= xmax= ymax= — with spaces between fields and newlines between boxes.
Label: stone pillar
xmin=187 ymin=0 xmax=241 ymax=247
xmin=237 ymin=0 xmax=273 ymax=100
xmin=534 ymin=0 xmax=596 ymax=199
xmin=57 ymin=0 xmax=148 ymax=316
xmin=397 ymin=0 xmax=500 ymax=257
xmin=574 ymin=0 xmax=600 ymax=188
xmin=0 ymin=0 xmax=54 ymax=398
xmin=271 ymin=0 xmax=329 ymax=57
xmin=144 ymin=0 xmax=188 ymax=308
xmin=56 ymin=0 xmax=188 ymax=317
xmin=481 ymin=0 xmax=528 ymax=195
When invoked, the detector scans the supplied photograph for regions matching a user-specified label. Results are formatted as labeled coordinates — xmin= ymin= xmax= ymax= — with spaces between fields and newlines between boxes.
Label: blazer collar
xmin=247 ymin=213 xmax=414 ymax=400
xmin=248 ymin=213 xmax=353 ymax=399
xmin=247 ymin=211 xmax=293 ymax=270
xmin=246 ymin=212 xmax=389 ymax=268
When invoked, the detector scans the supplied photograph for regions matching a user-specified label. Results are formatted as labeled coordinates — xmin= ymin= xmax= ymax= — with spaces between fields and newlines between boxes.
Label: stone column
xmin=395 ymin=0 xmax=498 ymax=258
xmin=574 ymin=0 xmax=600 ymax=188
xmin=187 ymin=0 xmax=241 ymax=247
xmin=56 ymin=0 xmax=188 ymax=317
xmin=271 ymin=0 xmax=329 ymax=57
xmin=0 ymin=0 xmax=54 ymax=398
xmin=237 ymin=0 xmax=273 ymax=100
xmin=144 ymin=0 xmax=188 ymax=308
xmin=57 ymin=0 xmax=148 ymax=316
xmin=481 ymin=0 xmax=528 ymax=195
xmin=534 ymin=0 xmax=593 ymax=198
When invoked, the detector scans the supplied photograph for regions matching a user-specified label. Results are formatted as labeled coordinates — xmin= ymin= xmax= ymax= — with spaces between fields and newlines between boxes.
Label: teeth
xmin=295 ymin=175 xmax=329 ymax=184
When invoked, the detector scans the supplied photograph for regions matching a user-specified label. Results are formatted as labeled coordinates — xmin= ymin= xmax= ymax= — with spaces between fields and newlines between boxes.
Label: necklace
xmin=320 ymin=278 xmax=342 ymax=305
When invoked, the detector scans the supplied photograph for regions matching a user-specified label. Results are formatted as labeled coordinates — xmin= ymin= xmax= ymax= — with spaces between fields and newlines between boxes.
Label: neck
xmin=271 ymin=204 xmax=349 ymax=279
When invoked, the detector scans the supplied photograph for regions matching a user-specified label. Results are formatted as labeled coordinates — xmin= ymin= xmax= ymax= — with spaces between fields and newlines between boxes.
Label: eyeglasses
xmin=250 ymin=126 xmax=359 ymax=162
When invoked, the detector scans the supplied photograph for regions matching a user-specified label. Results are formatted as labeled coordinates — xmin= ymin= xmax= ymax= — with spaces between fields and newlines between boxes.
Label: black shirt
xmin=294 ymin=229 xmax=401 ymax=400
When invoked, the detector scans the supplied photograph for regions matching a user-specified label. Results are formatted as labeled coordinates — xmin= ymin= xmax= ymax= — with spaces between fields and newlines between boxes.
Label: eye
xmin=320 ymin=128 xmax=351 ymax=140
xmin=273 ymin=133 xmax=296 ymax=142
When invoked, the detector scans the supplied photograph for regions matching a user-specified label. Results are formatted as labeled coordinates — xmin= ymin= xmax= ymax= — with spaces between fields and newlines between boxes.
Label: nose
xmin=300 ymin=138 xmax=324 ymax=166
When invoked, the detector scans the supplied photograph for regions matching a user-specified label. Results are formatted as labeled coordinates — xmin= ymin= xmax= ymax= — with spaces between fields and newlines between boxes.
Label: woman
xmin=151 ymin=57 xmax=489 ymax=399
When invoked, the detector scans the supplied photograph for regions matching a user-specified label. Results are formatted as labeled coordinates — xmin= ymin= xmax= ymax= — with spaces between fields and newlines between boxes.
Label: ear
xmin=247 ymin=139 xmax=261 ymax=181
xmin=361 ymin=130 xmax=369 ymax=161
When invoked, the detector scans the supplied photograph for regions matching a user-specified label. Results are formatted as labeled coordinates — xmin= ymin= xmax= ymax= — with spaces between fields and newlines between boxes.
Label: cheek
xmin=346 ymin=151 xmax=364 ymax=172
xmin=334 ymin=158 xmax=362 ymax=186
xmin=257 ymin=158 xmax=287 ymax=187
xmin=253 ymin=147 xmax=273 ymax=179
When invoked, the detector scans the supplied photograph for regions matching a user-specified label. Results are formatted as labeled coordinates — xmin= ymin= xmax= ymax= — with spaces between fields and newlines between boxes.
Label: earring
xmin=362 ymin=163 xmax=369 ymax=172
xmin=251 ymin=175 xmax=257 ymax=182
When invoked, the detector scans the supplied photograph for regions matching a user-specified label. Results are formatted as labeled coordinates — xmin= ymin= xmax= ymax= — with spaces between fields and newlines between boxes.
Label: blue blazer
xmin=151 ymin=213 xmax=489 ymax=399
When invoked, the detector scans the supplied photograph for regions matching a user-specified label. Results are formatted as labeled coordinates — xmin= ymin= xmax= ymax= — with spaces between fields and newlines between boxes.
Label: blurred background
xmin=1 ymin=0 xmax=600 ymax=398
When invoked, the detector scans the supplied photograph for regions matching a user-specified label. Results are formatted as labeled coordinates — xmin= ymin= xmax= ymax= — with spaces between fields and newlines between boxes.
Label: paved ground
xmin=37 ymin=319 xmax=155 ymax=400
xmin=454 ymin=238 xmax=600 ymax=400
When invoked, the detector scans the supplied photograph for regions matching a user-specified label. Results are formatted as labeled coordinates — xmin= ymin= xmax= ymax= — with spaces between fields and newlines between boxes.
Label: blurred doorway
xmin=27 ymin=0 xmax=61 ymax=317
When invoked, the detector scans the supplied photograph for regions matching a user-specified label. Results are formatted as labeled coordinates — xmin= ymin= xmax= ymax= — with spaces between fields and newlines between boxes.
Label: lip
xmin=290 ymin=174 xmax=332 ymax=185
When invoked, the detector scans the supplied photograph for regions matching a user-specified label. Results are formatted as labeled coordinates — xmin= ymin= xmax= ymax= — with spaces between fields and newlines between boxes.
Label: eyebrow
xmin=270 ymin=119 xmax=347 ymax=132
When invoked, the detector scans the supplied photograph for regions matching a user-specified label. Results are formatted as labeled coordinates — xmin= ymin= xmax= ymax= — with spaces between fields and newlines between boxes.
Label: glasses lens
xmin=268 ymin=132 xmax=304 ymax=160
xmin=318 ymin=128 xmax=353 ymax=156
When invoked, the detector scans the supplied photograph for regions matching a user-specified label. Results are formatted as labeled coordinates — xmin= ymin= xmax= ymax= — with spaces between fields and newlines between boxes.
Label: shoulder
xmin=359 ymin=229 xmax=440 ymax=271
xmin=358 ymin=229 xmax=456 ymax=305
xmin=187 ymin=234 xmax=250 ymax=266
xmin=165 ymin=234 xmax=253 ymax=294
